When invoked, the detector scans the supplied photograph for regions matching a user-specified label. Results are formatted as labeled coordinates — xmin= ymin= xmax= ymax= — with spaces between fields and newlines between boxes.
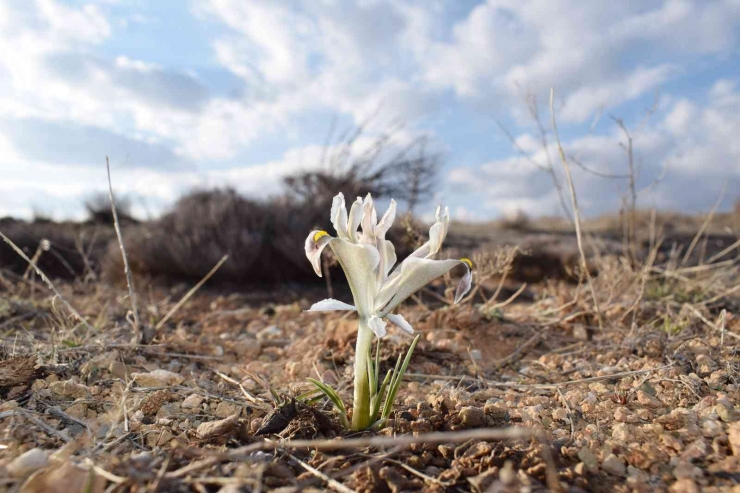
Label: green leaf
xmin=382 ymin=334 xmax=420 ymax=420
xmin=371 ymin=369 xmax=393 ymax=422
xmin=307 ymin=378 xmax=349 ymax=429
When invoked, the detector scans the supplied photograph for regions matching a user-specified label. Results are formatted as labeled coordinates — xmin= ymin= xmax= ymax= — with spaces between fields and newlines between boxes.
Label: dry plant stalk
xmin=0 ymin=230 xmax=93 ymax=332
xmin=155 ymin=254 xmax=229 ymax=332
xmin=549 ymin=88 xmax=603 ymax=328
xmin=107 ymin=157 xmax=140 ymax=339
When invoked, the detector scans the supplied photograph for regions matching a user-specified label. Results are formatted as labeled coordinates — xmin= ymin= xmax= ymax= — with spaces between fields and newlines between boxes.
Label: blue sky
xmin=0 ymin=0 xmax=739 ymax=221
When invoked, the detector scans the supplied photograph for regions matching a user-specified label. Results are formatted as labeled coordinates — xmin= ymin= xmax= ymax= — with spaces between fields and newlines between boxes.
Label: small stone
xmin=48 ymin=380 xmax=91 ymax=399
xmin=574 ymin=462 xmax=586 ymax=475
xmin=109 ymin=361 xmax=128 ymax=379
xmin=231 ymin=339 xmax=262 ymax=360
xmin=578 ymin=447 xmax=599 ymax=470
xmin=612 ymin=423 xmax=632 ymax=441
xmin=701 ymin=419 xmax=723 ymax=438
xmin=132 ymin=369 xmax=184 ymax=387
xmin=64 ymin=401 xmax=88 ymax=419
xmin=552 ymin=408 xmax=569 ymax=422
xmin=197 ymin=413 xmax=239 ymax=439
xmin=182 ymin=394 xmax=205 ymax=410
xmin=673 ymin=460 xmax=703 ymax=480
xmin=459 ymin=406 xmax=486 ymax=428
xmin=661 ymin=433 xmax=683 ymax=453
xmin=602 ymin=454 xmax=626 ymax=477
xmin=256 ymin=325 xmax=282 ymax=340
xmin=7 ymin=448 xmax=49 ymax=477
xmin=695 ymin=354 xmax=717 ymax=377
xmin=715 ymin=402 xmax=737 ymax=423
xmin=681 ymin=438 xmax=709 ymax=462
xmin=615 ymin=407 xmax=638 ymax=423
xmin=669 ymin=479 xmax=700 ymax=493
xmin=214 ymin=401 xmax=241 ymax=419
xmin=728 ymin=422 xmax=740 ymax=456
xmin=140 ymin=390 xmax=172 ymax=416
xmin=636 ymin=390 xmax=663 ymax=408
xmin=572 ymin=324 xmax=591 ymax=341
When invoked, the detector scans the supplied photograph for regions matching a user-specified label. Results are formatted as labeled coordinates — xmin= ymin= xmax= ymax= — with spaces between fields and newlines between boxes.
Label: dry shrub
xmin=0 ymin=217 xmax=112 ymax=280
xmin=102 ymin=189 xmax=306 ymax=284
xmin=84 ymin=192 xmax=136 ymax=225
xmin=103 ymin=187 xmax=416 ymax=286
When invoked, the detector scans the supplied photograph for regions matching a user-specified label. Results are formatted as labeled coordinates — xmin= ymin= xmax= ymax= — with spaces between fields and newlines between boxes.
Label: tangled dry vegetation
xmin=0 ymin=205 xmax=739 ymax=493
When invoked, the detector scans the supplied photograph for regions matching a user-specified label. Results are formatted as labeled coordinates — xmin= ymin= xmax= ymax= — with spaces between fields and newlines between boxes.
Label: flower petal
xmin=367 ymin=315 xmax=387 ymax=338
xmin=376 ymin=199 xmax=396 ymax=239
xmin=454 ymin=260 xmax=473 ymax=303
xmin=387 ymin=313 xmax=413 ymax=334
xmin=307 ymin=299 xmax=357 ymax=311
xmin=305 ymin=230 xmax=333 ymax=277
xmin=330 ymin=237 xmax=380 ymax=318
xmin=331 ymin=193 xmax=349 ymax=239
xmin=361 ymin=193 xmax=377 ymax=240
xmin=377 ymin=256 xmax=467 ymax=316
xmin=347 ymin=196 xmax=364 ymax=242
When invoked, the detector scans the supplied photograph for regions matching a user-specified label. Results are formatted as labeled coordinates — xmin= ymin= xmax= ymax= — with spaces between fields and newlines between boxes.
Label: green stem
xmin=351 ymin=318 xmax=375 ymax=431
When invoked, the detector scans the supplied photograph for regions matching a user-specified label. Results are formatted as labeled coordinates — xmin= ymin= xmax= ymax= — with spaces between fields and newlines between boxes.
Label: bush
xmin=0 ymin=218 xmax=113 ymax=281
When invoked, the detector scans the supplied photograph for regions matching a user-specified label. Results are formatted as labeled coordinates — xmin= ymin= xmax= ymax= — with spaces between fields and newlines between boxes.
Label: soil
xmin=1 ymin=256 xmax=739 ymax=492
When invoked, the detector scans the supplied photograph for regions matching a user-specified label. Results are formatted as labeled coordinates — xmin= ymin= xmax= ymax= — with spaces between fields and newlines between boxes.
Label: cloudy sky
xmin=0 ymin=0 xmax=739 ymax=221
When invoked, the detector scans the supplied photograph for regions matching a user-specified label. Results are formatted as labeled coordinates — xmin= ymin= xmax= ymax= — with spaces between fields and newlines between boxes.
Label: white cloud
xmin=1 ymin=0 xmax=739 ymax=221
xmin=446 ymin=81 xmax=740 ymax=217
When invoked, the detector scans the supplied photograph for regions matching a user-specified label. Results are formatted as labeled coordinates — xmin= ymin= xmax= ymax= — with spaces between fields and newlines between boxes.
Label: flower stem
xmin=351 ymin=318 xmax=374 ymax=431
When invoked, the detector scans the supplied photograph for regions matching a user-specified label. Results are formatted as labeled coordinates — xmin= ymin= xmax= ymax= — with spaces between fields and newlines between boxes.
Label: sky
xmin=0 ymin=0 xmax=739 ymax=222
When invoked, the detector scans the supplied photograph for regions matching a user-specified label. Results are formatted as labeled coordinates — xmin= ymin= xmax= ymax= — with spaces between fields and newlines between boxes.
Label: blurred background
xmin=0 ymin=0 xmax=739 ymax=285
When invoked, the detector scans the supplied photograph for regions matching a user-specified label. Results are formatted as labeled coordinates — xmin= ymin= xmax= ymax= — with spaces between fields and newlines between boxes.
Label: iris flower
xmin=305 ymin=192 xmax=472 ymax=430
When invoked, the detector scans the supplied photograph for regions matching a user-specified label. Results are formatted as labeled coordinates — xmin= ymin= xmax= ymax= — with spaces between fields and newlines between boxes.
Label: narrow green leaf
xmin=296 ymin=388 xmax=323 ymax=402
xmin=382 ymin=334 xmax=420 ymax=420
xmin=308 ymin=378 xmax=349 ymax=429
xmin=371 ymin=369 xmax=393 ymax=422
xmin=382 ymin=352 xmax=405 ymax=418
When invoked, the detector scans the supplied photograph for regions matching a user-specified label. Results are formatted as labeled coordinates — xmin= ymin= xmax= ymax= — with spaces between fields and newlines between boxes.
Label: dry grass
xmin=1 ymin=202 xmax=739 ymax=491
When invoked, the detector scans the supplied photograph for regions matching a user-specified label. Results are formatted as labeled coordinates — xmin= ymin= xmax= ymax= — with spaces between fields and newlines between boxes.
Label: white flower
xmin=305 ymin=192 xmax=473 ymax=338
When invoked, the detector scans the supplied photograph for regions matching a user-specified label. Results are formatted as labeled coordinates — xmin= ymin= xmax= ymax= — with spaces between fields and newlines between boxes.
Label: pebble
xmin=701 ymin=419 xmax=723 ymax=438
xmin=636 ymin=390 xmax=663 ymax=408
xmin=577 ymin=447 xmax=598 ymax=470
xmin=459 ymin=406 xmax=486 ymax=428
xmin=7 ymin=448 xmax=49 ymax=477
xmin=132 ymin=369 xmax=184 ymax=387
xmin=612 ymin=423 xmax=632 ymax=441
xmin=197 ymin=413 xmax=239 ymax=439
xmin=49 ymin=380 xmax=91 ymax=399
xmin=602 ymin=454 xmax=626 ymax=477
xmin=182 ymin=394 xmax=205 ymax=410
xmin=728 ymin=422 xmax=740 ymax=456
xmin=669 ymin=479 xmax=700 ymax=493
xmin=214 ymin=401 xmax=241 ymax=418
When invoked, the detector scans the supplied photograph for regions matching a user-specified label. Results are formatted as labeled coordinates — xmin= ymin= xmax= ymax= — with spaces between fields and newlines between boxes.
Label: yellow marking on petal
xmin=460 ymin=257 xmax=473 ymax=269
xmin=313 ymin=230 xmax=329 ymax=243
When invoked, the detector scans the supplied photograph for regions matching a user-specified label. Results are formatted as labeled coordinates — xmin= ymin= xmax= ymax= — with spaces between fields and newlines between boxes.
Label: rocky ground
xmin=1 ymin=237 xmax=739 ymax=492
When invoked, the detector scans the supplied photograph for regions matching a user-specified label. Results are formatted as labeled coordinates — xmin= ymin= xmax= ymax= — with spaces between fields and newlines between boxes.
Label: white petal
xmin=331 ymin=193 xmax=349 ymax=238
xmin=330 ymin=237 xmax=380 ymax=318
xmin=347 ymin=196 xmax=364 ymax=242
xmin=378 ymin=256 xmax=466 ymax=316
xmin=305 ymin=230 xmax=332 ymax=277
xmin=381 ymin=239 xmax=397 ymax=279
xmin=454 ymin=263 xmax=473 ymax=303
xmin=376 ymin=199 xmax=396 ymax=239
xmin=387 ymin=313 xmax=413 ymax=334
xmin=403 ymin=204 xmax=450 ymax=261
xmin=367 ymin=315 xmax=387 ymax=338
xmin=361 ymin=193 xmax=377 ymax=240
xmin=307 ymin=299 xmax=357 ymax=311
